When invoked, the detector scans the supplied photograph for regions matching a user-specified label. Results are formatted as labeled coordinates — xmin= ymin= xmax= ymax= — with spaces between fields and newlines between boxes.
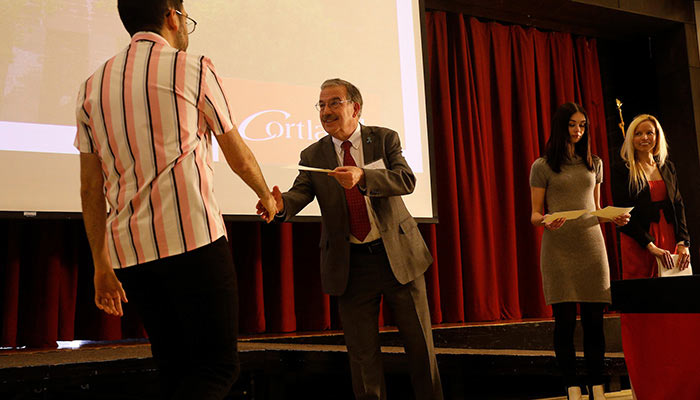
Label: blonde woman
xmin=611 ymin=114 xmax=697 ymax=399
xmin=613 ymin=114 xmax=690 ymax=275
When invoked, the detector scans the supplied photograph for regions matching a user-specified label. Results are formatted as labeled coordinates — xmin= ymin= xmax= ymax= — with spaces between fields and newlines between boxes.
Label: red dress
xmin=620 ymin=180 xmax=700 ymax=399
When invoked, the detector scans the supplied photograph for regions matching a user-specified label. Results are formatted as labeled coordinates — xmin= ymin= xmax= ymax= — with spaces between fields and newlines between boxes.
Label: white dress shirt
xmin=331 ymin=124 xmax=382 ymax=244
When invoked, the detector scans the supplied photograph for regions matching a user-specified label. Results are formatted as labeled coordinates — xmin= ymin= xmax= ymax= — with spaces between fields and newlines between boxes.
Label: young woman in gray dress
xmin=529 ymin=102 xmax=629 ymax=400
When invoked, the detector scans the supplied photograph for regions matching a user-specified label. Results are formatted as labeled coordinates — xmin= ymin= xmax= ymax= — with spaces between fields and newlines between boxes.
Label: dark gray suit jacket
xmin=278 ymin=125 xmax=433 ymax=296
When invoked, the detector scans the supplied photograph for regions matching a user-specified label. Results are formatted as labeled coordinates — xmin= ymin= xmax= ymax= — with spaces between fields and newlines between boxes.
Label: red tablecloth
xmin=621 ymin=313 xmax=700 ymax=399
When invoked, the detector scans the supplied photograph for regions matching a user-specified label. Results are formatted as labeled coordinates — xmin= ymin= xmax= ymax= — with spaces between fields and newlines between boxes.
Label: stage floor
xmin=1 ymin=316 xmax=630 ymax=399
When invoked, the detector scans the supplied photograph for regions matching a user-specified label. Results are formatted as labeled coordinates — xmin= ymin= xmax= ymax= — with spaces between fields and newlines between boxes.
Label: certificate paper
xmin=590 ymin=206 xmax=633 ymax=219
xmin=285 ymin=165 xmax=334 ymax=173
xmin=543 ymin=209 xmax=588 ymax=224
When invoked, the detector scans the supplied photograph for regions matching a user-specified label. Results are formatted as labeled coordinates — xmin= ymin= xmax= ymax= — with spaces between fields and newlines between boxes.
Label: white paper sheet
xmin=590 ymin=206 xmax=634 ymax=219
xmin=543 ymin=209 xmax=588 ymax=224
xmin=657 ymin=254 xmax=693 ymax=277
xmin=285 ymin=165 xmax=334 ymax=173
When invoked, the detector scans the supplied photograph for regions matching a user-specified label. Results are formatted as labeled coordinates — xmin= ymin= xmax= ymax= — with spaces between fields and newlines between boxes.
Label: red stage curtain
xmin=0 ymin=12 xmax=619 ymax=348
xmin=424 ymin=12 xmax=620 ymax=323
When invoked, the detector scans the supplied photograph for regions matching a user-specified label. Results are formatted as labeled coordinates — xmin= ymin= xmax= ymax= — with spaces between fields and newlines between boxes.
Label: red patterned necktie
xmin=341 ymin=141 xmax=371 ymax=241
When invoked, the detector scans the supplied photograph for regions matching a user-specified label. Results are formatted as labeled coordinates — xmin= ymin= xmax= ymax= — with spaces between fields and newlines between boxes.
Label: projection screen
xmin=0 ymin=0 xmax=434 ymax=219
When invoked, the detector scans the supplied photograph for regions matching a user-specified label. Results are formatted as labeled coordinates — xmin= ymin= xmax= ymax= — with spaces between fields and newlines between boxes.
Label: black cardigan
xmin=611 ymin=159 xmax=690 ymax=249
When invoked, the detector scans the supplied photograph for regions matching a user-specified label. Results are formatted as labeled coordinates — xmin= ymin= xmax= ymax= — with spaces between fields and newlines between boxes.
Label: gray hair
xmin=321 ymin=78 xmax=363 ymax=117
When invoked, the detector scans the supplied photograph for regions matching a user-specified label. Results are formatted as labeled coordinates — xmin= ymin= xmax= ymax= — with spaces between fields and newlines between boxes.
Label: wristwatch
xmin=677 ymin=240 xmax=690 ymax=247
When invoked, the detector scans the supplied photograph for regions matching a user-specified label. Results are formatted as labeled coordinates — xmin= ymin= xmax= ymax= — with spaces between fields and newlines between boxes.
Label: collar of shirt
xmin=332 ymin=123 xmax=362 ymax=165
xmin=131 ymin=31 xmax=172 ymax=47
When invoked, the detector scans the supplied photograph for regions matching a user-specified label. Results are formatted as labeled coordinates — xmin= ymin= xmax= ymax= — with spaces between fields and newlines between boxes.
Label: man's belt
xmin=350 ymin=239 xmax=385 ymax=254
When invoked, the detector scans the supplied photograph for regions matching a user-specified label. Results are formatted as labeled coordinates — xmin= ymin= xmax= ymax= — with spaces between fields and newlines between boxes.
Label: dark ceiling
xmin=424 ymin=0 xmax=695 ymax=39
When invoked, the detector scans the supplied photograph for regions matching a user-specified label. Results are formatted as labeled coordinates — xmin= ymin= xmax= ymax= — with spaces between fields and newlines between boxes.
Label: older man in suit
xmin=258 ymin=78 xmax=442 ymax=400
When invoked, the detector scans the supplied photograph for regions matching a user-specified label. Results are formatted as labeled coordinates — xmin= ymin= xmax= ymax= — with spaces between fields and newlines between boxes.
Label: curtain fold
xmin=424 ymin=12 xmax=619 ymax=324
xmin=0 ymin=11 xmax=618 ymax=348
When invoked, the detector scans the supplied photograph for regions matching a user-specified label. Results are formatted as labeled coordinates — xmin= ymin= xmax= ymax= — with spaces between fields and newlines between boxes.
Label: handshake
xmin=254 ymin=165 xmax=366 ymax=223
xmin=255 ymin=186 xmax=284 ymax=223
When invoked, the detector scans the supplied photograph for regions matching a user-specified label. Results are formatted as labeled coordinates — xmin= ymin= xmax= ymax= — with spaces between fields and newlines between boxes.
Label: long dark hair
xmin=544 ymin=102 xmax=593 ymax=173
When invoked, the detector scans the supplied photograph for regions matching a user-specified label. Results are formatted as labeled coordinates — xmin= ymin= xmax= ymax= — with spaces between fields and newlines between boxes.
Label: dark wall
xmin=598 ymin=36 xmax=660 ymax=155
xmin=652 ymin=25 xmax=700 ymax=269
xmin=598 ymin=24 xmax=700 ymax=270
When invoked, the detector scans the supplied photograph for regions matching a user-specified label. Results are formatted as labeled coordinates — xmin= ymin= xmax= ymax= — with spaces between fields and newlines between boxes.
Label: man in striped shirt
xmin=75 ymin=1 xmax=277 ymax=398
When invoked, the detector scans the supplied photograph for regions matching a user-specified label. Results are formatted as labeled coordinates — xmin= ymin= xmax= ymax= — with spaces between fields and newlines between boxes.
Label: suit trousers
xmin=338 ymin=245 xmax=443 ymax=400
xmin=115 ymin=237 xmax=239 ymax=400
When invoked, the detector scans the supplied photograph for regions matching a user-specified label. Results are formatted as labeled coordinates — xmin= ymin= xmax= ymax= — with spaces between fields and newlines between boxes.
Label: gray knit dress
xmin=529 ymin=156 xmax=611 ymax=305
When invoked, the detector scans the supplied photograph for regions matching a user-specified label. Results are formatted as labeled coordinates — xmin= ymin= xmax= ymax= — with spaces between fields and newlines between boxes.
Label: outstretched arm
xmin=216 ymin=127 xmax=277 ymax=222
xmin=278 ymin=163 xmax=316 ymax=221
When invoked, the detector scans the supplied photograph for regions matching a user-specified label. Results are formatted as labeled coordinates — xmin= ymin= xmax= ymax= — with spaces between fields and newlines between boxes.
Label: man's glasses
xmin=174 ymin=10 xmax=197 ymax=34
xmin=314 ymin=99 xmax=353 ymax=111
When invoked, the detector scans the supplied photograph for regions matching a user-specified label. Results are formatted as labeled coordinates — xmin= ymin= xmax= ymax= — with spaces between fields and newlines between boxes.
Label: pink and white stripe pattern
xmin=74 ymin=32 xmax=233 ymax=268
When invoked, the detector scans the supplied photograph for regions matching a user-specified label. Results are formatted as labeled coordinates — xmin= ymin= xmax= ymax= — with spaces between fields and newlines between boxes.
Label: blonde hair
xmin=619 ymin=114 xmax=668 ymax=194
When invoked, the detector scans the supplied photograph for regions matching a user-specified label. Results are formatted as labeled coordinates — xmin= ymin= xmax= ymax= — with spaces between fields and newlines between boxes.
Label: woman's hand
xmin=647 ymin=242 xmax=674 ymax=269
xmin=612 ymin=213 xmax=630 ymax=226
xmin=543 ymin=216 xmax=566 ymax=231
xmin=676 ymin=244 xmax=691 ymax=270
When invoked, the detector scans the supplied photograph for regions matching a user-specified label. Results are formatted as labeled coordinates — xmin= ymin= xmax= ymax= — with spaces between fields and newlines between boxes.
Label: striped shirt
xmin=74 ymin=32 xmax=234 ymax=269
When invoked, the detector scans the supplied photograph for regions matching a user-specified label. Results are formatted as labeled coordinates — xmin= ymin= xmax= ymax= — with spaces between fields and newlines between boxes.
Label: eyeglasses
xmin=174 ymin=10 xmax=197 ymax=34
xmin=314 ymin=99 xmax=353 ymax=111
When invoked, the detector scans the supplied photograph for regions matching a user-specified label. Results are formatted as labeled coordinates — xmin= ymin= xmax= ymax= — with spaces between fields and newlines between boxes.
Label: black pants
xmin=115 ymin=237 xmax=239 ymax=400
xmin=552 ymin=302 xmax=606 ymax=388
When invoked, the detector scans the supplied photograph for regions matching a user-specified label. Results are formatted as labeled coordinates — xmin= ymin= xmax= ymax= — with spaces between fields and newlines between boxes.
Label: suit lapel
xmin=659 ymin=162 xmax=675 ymax=201
xmin=321 ymin=134 xmax=349 ymax=229
xmin=320 ymin=135 xmax=339 ymax=170
xmin=320 ymin=133 xmax=345 ymax=196
xmin=361 ymin=125 xmax=376 ymax=166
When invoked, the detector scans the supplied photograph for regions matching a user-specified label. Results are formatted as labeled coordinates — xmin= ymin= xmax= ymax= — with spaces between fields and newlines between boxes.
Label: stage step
xmin=1 ymin=319 xmax=632 ymax=399
xmin=537 ymin=389 xmax=633 ymax=400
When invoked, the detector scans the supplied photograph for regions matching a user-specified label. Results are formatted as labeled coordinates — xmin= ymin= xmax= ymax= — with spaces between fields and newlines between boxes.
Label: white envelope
xmin=656 ymin=254 xmax=693 ymax=277
xmin=364 ymin=158 xmax=386 ymax=170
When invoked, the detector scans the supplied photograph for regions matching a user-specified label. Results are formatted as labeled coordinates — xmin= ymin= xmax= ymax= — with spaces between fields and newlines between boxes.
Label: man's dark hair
xmin=118 ymin=0 xmax=184 ymax=36
xmin=321 ymin=78 xmax=363 ymax=117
